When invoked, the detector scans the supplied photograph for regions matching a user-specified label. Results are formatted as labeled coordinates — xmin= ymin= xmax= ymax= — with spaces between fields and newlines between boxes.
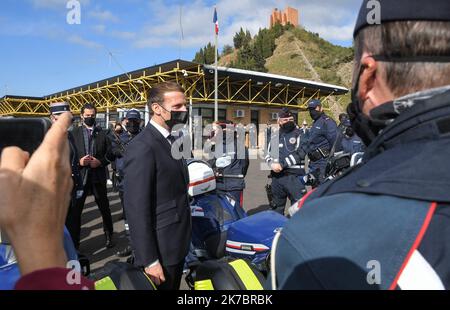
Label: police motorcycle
xmin=184 ymin=157 xmax=287 ymax=290
xmin=0 ymin=227 xmax=90 ymax=290
xmin=91 ymin=157 xmax=285 ymax=291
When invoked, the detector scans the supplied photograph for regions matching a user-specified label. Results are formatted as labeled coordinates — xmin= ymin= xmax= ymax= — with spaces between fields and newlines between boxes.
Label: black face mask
xmin=281 ymin=121 xmax=296 ymax=132
xmin=126 ymin=122 xmax=140 ymax=135
xmin=344 ymin=126 xmax=354 ymax=138
xmin=309 ymin=109 xmax=322 ymax=121
xmin=84 ymin=117 xmax=96 ymax=127
xmin=347 ymin=65 xmax=394 ymax=146
xmin=159 ymin=104 xmax=189 ymax=129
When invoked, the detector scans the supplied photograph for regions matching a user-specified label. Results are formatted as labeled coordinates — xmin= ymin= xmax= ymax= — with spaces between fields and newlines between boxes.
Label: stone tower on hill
xmin=270 ymin=7 xmax=299 ymax=28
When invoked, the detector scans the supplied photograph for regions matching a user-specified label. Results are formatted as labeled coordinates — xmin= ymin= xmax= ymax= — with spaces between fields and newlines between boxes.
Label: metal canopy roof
xmin=203 ymin=65 xmax=348 ymax=95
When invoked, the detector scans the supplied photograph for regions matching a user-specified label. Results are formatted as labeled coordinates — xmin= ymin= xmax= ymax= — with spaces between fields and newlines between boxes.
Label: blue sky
xmin=0 ymin=0 xmax=360 ymax=97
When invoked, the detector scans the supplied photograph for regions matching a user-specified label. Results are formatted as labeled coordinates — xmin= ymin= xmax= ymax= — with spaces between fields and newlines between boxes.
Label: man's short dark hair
xmin=354 ymin=21 xmax=450 ymax=97
xmin=81 ymin=103 xmax=97 ymax=115
xmin=147 ymin=81 xmax=185 ymax=109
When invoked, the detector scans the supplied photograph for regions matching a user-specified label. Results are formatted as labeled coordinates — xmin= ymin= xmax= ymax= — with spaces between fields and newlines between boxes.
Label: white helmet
xmin=187 ymin=160 xmax=216 ymax=197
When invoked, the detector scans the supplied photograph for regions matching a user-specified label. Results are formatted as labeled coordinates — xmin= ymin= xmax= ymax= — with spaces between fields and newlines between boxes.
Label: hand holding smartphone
xmin=0 ymin=118 xmax=52 ymax=245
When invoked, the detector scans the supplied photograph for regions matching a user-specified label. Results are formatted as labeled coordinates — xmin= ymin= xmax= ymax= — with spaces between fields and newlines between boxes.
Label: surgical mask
xmin=84 ymin=117 xmax=96 ymax=127
xmin=281 ymin=121 xmax=295 ymax=132
xmin=309 ymin=109 xmax=322 ymax=121
xmin=159 ymin=104 xmax=189 ymax=129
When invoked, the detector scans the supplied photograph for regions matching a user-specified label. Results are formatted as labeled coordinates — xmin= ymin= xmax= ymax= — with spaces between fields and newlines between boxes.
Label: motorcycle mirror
xmin=216 ymin=156 xmax=232 ymax=168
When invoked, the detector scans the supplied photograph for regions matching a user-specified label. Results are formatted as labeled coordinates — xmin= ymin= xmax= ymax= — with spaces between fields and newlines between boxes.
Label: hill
xmin=194 ymin=25 xmax=354 ymax=120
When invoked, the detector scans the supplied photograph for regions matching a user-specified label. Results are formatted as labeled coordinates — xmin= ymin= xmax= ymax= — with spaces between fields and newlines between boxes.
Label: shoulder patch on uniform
xmin=289 ymin=137 xmax=297 ymax=144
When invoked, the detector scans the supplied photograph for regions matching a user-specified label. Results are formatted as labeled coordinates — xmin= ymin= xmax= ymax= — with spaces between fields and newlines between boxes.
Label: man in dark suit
xmin=123 ymin=82 xmax=190 ymax=290
xmin=69 ymin=103 xmax=114 ymax=250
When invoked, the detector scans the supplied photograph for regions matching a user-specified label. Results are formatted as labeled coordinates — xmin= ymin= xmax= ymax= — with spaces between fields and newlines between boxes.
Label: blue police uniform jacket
xmin=305 ymin=114 xmax=337 ymax=153
xmin=304 ymin=114 xmax=337 ymax=170
xmin=341 ymin=135 xmax=364 ymax=154
xmin=210 ymin=138 xmax=250 ymax=192
xmin=272 ymin=85 xmax=450 ymax=289
xmin=266 ymin=127 xmax=305 ymax=175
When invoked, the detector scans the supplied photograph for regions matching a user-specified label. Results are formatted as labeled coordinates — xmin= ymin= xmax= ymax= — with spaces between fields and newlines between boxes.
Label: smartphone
xmin=0 ymin=118 xmax=52 ymax=244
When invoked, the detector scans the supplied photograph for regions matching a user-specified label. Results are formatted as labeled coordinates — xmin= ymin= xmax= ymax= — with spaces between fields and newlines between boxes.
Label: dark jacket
xmin=123 ymin=123 xmax=191 ymax=267
xmin=273 ymin=86 xmax=450 ymax=290
xmin=71 ymin=125 xmax=112 ymax=185
xmin=68 ymin=131 xmax=83 ymax=199
xmin=110 ymin=130 xmax=141 ymax=192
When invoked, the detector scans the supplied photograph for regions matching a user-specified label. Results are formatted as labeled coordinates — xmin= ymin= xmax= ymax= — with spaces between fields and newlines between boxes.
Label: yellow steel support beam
xmin=1 ymin=61 xmax=347 ymax=117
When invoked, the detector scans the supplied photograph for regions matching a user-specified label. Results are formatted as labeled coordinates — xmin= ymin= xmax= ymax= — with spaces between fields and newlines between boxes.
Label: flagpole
xmin=214 ymin=8 xmax=219 ymax=122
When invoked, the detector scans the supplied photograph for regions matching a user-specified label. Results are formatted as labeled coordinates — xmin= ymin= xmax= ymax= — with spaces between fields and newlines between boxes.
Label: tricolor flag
xmin=213 ymin=8 xmax=219 ymax=35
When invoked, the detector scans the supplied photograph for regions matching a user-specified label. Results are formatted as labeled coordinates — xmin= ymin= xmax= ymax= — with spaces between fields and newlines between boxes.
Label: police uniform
xmin=209 ymin=137 xmax=250 ymax=209
xmin=303 ymin=100 xmax=337 ymax=183
xmin=271 ymin=0 xmax=450 ymax=290
xmin=265 ymin=116 xmax=306 ymax=215
xmin=335 ymin=120 xmax=365 ymax=155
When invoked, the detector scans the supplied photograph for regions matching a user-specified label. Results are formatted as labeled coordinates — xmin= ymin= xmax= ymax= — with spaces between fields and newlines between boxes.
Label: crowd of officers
xmin=54 ymin=96 xmax=363 ymax=263
xmin=265 ymin=100 xmax=364 ymax=214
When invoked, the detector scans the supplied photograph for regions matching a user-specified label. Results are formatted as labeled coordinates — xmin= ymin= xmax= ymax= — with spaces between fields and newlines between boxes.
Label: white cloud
xmin=88 ymin=9 xmax=120 ymax=23
xmin=31 ymin=0 xmax=90 ymax=10
xmin=92 ymin=24 xmax=106 ymax=34
xmin=110 ymin=31 xmax=136 ymax=40
xmin=67 ymin=34 xmax=102 ymax=49
xmin=132 ymin=0 xmax=360 ymax=49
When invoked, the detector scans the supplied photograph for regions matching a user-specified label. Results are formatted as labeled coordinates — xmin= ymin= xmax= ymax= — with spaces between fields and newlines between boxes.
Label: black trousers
xmin=271 ymin=173 xmax=305 ymax=215
xmin=158 ymin=261 xmax=185 ymax=290
xmin=119 ymin=191 xmax=130 ymax=240
xmin=66 ymin=178 xmax=114 ymax=249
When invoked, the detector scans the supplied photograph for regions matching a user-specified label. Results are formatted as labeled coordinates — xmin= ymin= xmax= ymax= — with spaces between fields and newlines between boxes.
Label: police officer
xmin=110 ymin=109 xmax=143 ymax=257
xmin=265 ymin=108 xmax=306 ymax=215
xmin=300 ymin=120 xmax=310 ymax=141
xmin=272 ymin=0 xmax=450 ymax=290
xmin=337 ymin=113 xmax=349 ymax=133
xmin=304 ymin=99 xmax=338 ymax=183
xmin=49 ymin=102 xmax=84 ymax=247
xmin=208 ymin=121 xmax=250 ymax=209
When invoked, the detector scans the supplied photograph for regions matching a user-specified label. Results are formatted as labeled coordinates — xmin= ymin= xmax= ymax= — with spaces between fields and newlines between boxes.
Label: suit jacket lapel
xmin=147 ymin=124 xmax=189 ymax=187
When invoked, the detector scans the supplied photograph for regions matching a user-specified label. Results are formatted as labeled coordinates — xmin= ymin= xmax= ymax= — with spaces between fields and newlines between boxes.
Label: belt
xmin=308 ymin=147 xmax=330 ymax=162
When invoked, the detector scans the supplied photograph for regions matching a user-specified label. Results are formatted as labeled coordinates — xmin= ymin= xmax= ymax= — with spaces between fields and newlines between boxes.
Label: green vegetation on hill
xmin=193 ymin=23 xmax=354 ymax=115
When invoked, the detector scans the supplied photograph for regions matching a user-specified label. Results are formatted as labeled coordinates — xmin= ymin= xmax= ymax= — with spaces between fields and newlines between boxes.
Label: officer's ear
xmin=358 ymin=54 xmax=395 ymax=116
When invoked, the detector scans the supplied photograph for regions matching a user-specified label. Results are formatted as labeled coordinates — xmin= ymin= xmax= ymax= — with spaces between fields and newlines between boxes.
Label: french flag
xmin=213 ymin=7 xmax=219 ymax=35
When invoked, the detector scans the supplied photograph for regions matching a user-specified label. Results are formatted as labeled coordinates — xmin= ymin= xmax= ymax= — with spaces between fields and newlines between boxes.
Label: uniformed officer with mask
xmin=304 ymin=99 xmax=338 ymax=183
xmin=110 ymin=109 xmax=143 ymax=258
xmin=335 ymin=119 xmax=365 ymax=155
xmin=208 ymin=121 xmax=250 ymax=209
xmin=271 ymin=0 xmax=450 ymax=290
xmin=265 ymin=108 xmax=306 ymax=215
